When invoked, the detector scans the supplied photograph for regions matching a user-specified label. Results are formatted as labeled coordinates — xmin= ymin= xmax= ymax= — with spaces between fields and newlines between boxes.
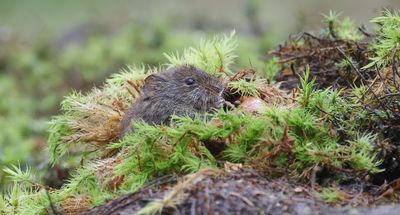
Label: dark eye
xmin=185 ymin=78 xmax=195 ymax=85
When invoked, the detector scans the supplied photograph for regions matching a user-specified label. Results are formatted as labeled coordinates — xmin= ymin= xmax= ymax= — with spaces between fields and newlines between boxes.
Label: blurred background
xmin=0 ymin=0 xmax=399 ymax=189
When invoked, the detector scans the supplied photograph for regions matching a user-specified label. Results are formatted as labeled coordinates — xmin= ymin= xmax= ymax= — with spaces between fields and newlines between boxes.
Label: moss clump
xmin=164 ymin=31 xmax=237 ymax=77
xmin=364 ymin=9 xmax=400 ymax=69
xmin=1 ymin=23 xmax=388 ymax=213
xmin=322 ymin=10 xmax=364 ymax=41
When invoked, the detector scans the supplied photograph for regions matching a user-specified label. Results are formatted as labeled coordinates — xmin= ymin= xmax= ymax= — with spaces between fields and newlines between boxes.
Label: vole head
xmin=142 ymin=65 xmax=224 ymax=112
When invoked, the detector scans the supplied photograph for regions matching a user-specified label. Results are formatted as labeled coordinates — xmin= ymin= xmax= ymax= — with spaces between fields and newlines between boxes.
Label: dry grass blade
xmin=135 ymin=168 xmax=221 ymax=215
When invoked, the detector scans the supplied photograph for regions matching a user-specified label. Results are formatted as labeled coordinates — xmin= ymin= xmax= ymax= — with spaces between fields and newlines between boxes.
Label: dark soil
xmin=81 ymin=169 xmax=399 ymax=215
xmin=271 ymin=32 xmax=372 ymax=91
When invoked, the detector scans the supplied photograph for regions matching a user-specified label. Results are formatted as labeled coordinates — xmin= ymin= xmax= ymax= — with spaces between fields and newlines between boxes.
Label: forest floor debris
xmin=82 ymin=168 xmax=399 ymax=215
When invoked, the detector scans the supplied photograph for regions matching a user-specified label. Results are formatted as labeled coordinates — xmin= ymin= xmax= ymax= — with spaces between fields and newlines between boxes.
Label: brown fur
xmin=119 ymin=65 xmax=224 ymax=138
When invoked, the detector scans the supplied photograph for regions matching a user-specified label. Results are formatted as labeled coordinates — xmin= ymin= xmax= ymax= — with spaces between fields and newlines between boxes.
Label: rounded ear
xmin=142 ymin=73 xmax=167 ymax=95
xmin=144 ymin=74 xmax=159 ymax=85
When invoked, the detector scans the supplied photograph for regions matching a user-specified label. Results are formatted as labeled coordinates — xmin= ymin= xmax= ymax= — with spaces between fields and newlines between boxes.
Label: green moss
xmin=364 ymin=9 xmax=400 ymax=69
xmin=262 ymin=57 xmax=280 ymax=83
xmin=2 ymin=27 xmax=387 ymax=213
xmin=322 ymin=10 xmax=364 ymax=41
xmin=164 ymin=31 xmax=237 ymax=77
xmin=228 ymin=78 xmax=264 ymax=97
xmin=317 ymin=187 xmax=341 ymax=203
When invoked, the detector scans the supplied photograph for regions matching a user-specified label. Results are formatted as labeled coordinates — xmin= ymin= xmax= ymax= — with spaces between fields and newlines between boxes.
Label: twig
xmin=141 ymin=174 xmax=178 ymax=190
xmin=46 ymin=190 xmax=60 ymax=215
xmin=125 ymin=87 xmax=136 ymax=99
xmin=379 ymin=93 xmax=400 ymax=100
xmin=278 ymin=54 xmax=309 ymax=63
xmin=229 ymin=192 xmax=255 ymax=207
xmin=289 ymin=63 xmax=301 ymax=80
xmin=127 ymin=80 xmax=142 ymax=94
xmin=358 ymin=26 xmax=373 ymax=38
xmin=302 ymin=32 xmax=324 ymax=43
xmin=229 ymin=68 xmax=256 ymax=81
xmin=392 ymin=44 xmax=400 ymax=91
xmin=336 ymin=47 xmax=391 ymax=119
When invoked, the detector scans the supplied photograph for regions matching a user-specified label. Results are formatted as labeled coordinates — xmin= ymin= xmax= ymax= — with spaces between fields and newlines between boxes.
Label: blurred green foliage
xmin=0 ymin=1 xmax=276 ymax=189
xmin=0 ymin=32 xmax=383 ymax=214
xmin=0 ymin=19 xmax=272 ymax=190
xmin=322 ymin=10 xmax=365 ymax=41
xmin=0 ymin=77 xmax=35 ymax=188
xmin=364 ymin=9 xmax=400 ymax=69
